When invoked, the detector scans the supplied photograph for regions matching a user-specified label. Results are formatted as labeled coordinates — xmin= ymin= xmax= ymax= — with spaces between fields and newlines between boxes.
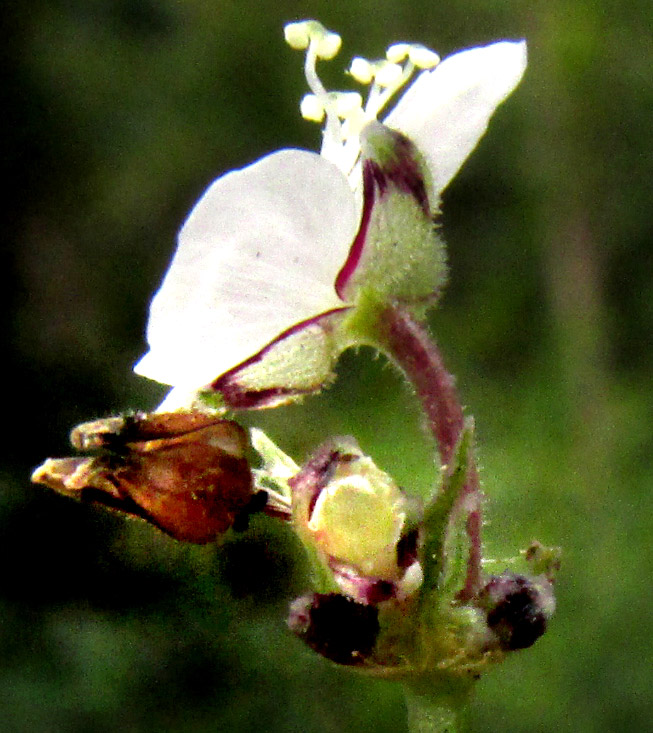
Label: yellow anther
xmin=386 ymin=43 xmax=411 ymax=63
xmin=373 ymin=60 xmax=404 ymax=87
xmin=387 ymin=42 xmax=440 ymax=69
xmin=315 ymin=30 xmax=342 ymax=60
xmin=300 ymin=94 xmax=325 ymax=122
xmin=349 ymin=57 xmax=374 ymax=84
xmin=333 ymin=92 xmax=364 ymax=117
xmin=284 ymin=20 xmax=341 ymax=60
xmin=408 ymin=44 xmax=440 ymax=69
xmin=341 ymin=107 xmax=367 ymax=140
xmin=284 ymin=21 xmax=311 ymax=50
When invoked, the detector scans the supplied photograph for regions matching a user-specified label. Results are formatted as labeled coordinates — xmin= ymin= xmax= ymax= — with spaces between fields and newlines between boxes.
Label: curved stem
xmin=378 ymin=304 xmax=463 ymax=464
xmin=376 ymin=303 xmax=483 ymax=599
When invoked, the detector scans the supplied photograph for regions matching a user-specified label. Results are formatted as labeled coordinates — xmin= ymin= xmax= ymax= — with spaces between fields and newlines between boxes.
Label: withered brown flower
xmin=32 ymin=412 xmax=257 ymax=543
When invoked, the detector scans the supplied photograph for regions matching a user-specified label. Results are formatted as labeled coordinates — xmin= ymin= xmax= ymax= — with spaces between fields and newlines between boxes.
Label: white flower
xmin=134 ymin=23 xmax=526 ymax=410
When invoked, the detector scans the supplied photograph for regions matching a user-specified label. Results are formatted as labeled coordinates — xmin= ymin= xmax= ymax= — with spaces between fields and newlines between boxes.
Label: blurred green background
xmin=4 ymin=0 xmax=652 ymax=731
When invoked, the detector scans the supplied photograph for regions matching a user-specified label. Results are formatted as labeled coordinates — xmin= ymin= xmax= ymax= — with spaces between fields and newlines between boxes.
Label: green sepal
xmin=439 ymin=512 xmax=471 ymax=599
xmin=300 ymin=541 xmax=342 ymax=595
xmin=419 ymin=420 xmax=474 ymax=605
xmin=342 ymin=122 xmax=448 ymax=308
xmin=197 ymin=390 xmax=227 ymax=412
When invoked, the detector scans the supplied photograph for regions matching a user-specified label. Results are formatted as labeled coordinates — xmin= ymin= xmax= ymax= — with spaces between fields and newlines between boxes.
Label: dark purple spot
xmin=481 ymin=573 xmax=549 ymax=651
xmin=287 ymin=593 xmax=379 ymax=665
xmin=396 ymin=527 xmax=419 ymax=568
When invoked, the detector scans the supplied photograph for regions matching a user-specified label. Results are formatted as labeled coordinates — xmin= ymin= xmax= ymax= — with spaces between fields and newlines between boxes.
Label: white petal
xmin=135 ymin=149 xmax=358 ymax=388
xmin=384 ymin=40 xmax=527 ymax=195
xmin=154 ymin=314 xmax=346 ymax=413
xmin=154 ymin=386 xmax=203 ymax=413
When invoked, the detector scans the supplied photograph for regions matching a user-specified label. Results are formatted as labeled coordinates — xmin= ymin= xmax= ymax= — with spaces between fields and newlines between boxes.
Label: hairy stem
xmin=406 ymin=697 xmax=459 ymax=733
xmin=377 ymin=303 xmax=482 ymax=599
xmin=404 ymin=678 xmax=470 ymax=733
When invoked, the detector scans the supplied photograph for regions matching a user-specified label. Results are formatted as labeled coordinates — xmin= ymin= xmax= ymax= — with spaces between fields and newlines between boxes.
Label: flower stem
xmin=379 ymin=305 xmax=462 ymax=462
xmin=376 ymin=303 xmax=482 ymax=600
xmin=406 ymin=698 xmax=458 ymax=733
xmin=404 ymin=679 xmax=469 ymax=733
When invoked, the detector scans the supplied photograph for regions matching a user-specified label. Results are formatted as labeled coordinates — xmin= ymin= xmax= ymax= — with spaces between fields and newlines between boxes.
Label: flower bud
xmin=477 ymin=573 xmax=555 ymax=651
xmin=288 ymin=592 xmax=380 ymax=665
xmin=289 ymin=438 xmax=408 ymax=580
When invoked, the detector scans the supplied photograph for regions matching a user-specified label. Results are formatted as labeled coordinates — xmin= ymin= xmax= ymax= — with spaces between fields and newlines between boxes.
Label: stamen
xmin=333 ymin=91 xmax=364 ymax=117
xmin=284 ymin=20 xmax=341 ymax=60
xmin=386 ymin=43 xmax=411 ymax=63
xmin=364 ymin=60 xmax=414 ymax=120
xmin=372 ymin=60 xmax=403 ymax=87
xmin=387 ymin=42 xmax=440 ymax=69
xmin=304 ymin=43 xmax=343 ymax=158
xmin=285 ymin=22 xmax=440 ymax=175
xmin=407 ymin=44 xmax=440 ymax=68
xmin=284 ymin=21 xmax=311 ymax=50
xmin=370 ymin=43 xmax=440 ymax=119
xmin=284 ymin=21 xmax=347 ymax=160
xmin=349 ymin=49 xmax=438 ymax=121
xmin=349 ymin=57 xmax=374 ymax=85
xmin=341 ymin=107 xmax=367 ymax=140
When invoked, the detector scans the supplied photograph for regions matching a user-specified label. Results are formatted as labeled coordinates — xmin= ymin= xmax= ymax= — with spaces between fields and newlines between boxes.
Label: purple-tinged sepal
xmin=206 ymin=311 xmax=348 ymax=410
xmin=336 ymin=121 xmax=447 ymax=309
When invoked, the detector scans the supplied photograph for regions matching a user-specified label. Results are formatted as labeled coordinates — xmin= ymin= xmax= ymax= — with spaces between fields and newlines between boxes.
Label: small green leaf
xmin=419 ymin=420 xmax=474 ymax=604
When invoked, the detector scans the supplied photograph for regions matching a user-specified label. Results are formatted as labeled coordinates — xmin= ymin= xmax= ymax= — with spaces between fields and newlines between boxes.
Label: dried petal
xmin=32 ymin=414 xmax=255 ymax=544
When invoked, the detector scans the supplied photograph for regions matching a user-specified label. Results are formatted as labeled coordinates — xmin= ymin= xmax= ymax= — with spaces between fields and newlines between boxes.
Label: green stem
xmin=404 ymin=680 xmax=470 ymax=733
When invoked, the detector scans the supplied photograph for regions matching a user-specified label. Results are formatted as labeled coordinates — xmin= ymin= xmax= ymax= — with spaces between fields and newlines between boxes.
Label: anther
xmin=284 ymin=20 xmax=341 ymax=60
xmin=300 ymin=94 xmax=325 ymax=122
xmin=387 ymin=42 xmax=440 ymax=69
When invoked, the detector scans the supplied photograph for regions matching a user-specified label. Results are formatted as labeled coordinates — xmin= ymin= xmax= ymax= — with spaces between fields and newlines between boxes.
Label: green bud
xmin=289 ymin=438 xmax=409 ymax=580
